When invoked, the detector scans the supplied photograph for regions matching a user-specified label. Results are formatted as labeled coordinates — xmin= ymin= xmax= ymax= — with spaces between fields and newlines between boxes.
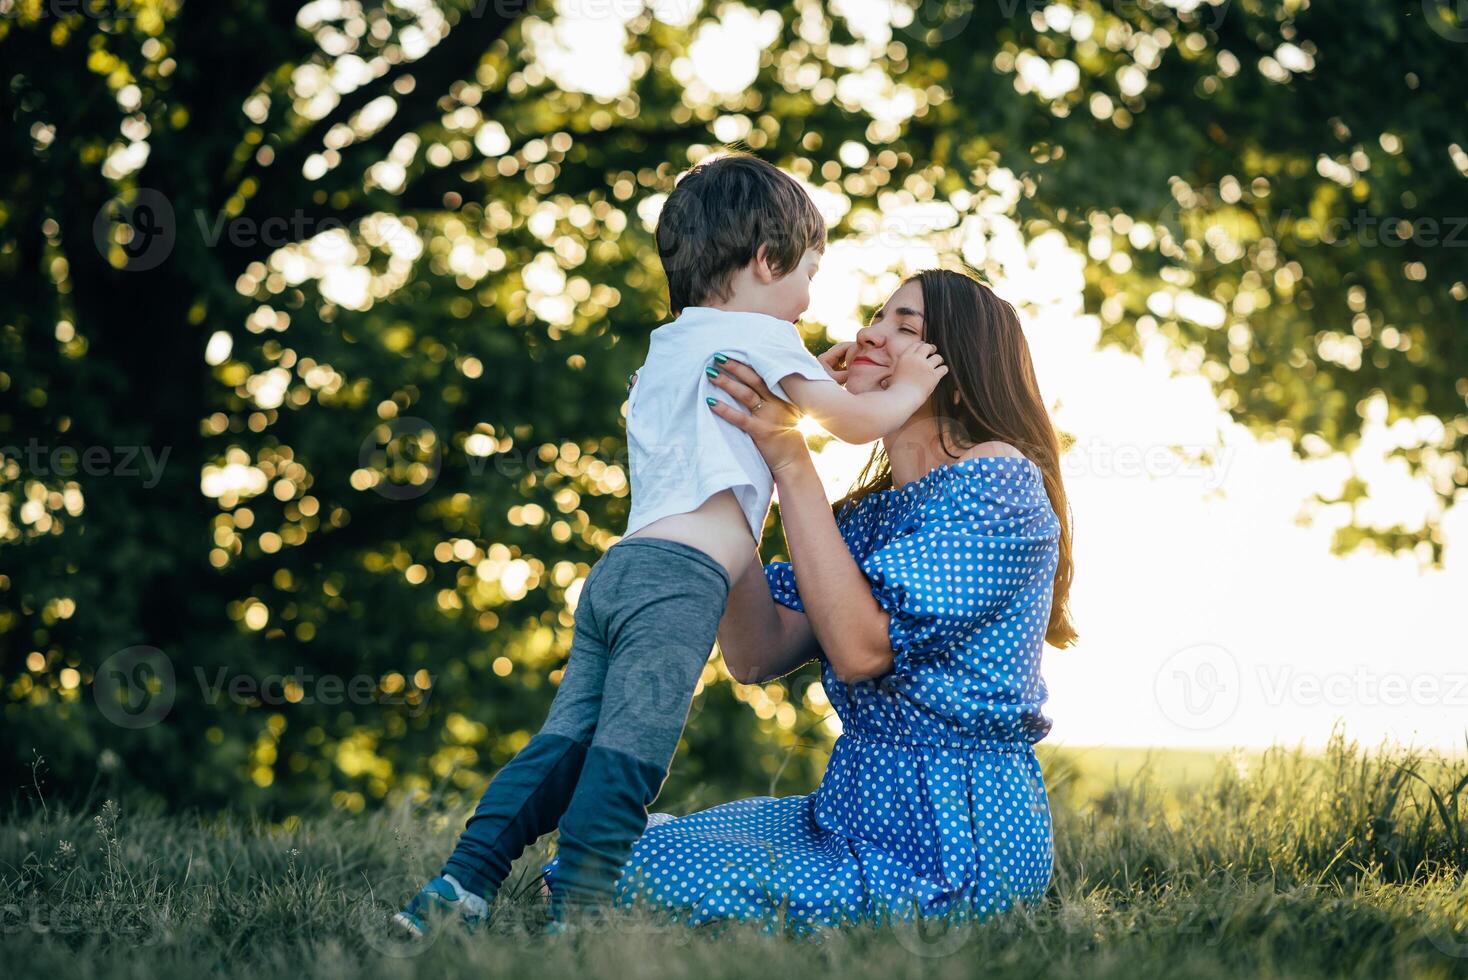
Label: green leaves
xmin=1 ymin=0 xmax=1463 ymax=808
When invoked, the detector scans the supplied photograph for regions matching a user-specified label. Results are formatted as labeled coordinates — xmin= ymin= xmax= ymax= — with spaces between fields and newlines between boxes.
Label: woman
xmin=575 ymin=268 xmax=1076 ymax=929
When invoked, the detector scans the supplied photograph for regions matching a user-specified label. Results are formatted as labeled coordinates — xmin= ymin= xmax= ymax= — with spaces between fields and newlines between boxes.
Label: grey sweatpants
xmin=443 ymin=536 xmax=732 ymax=913
xmin=539 ymin=537 xmax=732 ymax=759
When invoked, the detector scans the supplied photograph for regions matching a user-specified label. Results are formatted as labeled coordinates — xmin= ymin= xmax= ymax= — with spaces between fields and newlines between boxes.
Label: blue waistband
xmin=839 ymin=726 xmax=1033 ymax=754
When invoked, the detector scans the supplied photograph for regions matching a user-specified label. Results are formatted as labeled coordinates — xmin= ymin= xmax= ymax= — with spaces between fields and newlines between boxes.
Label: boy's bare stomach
xmin=621 ymin=489 xmax=756 ymax=582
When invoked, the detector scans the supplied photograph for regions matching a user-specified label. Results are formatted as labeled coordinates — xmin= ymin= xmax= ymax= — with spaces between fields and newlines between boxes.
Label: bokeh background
xmin=2 ymin=0 xmax=1465 ymax=818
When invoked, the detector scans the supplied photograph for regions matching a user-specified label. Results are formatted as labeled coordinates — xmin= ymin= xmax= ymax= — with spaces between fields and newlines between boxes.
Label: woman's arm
xmin=706 ymin=359 xmax=897 ymax=684
xmin=715 ymin=556 xmax=821 ymax=684
xmin=763 ymin=454 xmax=895 ymax=683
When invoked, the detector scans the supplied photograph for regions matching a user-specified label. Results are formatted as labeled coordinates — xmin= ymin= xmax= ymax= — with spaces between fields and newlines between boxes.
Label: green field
xmin=3 ymin=734 xmax=1466 ymax=979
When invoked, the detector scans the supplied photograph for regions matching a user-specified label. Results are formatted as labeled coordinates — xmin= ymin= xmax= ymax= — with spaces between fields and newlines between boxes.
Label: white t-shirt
xmin=624 ymin=306 xmax=835 ymax=541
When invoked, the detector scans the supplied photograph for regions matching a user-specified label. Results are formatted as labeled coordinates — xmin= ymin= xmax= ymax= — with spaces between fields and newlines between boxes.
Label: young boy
xmin=397 ymin=154 xmax=946 ymax=934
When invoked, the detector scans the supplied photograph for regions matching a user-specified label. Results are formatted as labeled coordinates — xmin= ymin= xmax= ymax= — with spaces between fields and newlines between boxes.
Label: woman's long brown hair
xmin=834 ymin=268 xmax=1078 ymax=648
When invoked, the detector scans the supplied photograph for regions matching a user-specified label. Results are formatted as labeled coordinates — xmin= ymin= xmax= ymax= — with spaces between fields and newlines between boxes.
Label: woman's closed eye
xmin=870 ymin=307 xmax=921 ymax=334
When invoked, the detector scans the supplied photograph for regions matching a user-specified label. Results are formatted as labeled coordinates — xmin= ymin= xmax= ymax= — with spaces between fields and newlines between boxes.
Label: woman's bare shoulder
xmin=959 ymin=441 xmax=1027 ymax=461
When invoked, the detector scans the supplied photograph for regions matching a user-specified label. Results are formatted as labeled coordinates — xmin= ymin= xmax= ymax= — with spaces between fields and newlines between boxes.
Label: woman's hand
xmin=705 ymin=357 xmax=810 ymax=475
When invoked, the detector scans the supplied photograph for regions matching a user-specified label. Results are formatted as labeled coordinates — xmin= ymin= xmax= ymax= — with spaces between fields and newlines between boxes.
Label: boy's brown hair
xmin=655 ymin=153 xmax=826 ymax=314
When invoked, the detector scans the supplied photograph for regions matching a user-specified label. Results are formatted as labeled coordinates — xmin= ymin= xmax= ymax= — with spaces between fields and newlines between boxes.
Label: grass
xmin=2 ymin=732 xmax=1466 ymax=979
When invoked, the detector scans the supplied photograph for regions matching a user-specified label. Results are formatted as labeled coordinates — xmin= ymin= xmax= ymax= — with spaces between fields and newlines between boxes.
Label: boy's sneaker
xmin=392 ymin=874 xmax=489 ymax=938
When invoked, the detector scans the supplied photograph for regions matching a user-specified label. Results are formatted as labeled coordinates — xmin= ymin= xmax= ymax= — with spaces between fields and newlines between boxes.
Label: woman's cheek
xmin=889 ymin=335 xmax=917 ymax=357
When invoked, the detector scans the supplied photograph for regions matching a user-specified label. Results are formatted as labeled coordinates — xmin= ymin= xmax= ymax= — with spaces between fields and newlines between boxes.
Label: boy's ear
xmin=751 ymin=244 xmax=776 ymax=284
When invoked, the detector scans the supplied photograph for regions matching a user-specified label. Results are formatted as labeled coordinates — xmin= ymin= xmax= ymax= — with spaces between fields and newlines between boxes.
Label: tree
xmin=1 ymin=0 xmax=1463 ymax=810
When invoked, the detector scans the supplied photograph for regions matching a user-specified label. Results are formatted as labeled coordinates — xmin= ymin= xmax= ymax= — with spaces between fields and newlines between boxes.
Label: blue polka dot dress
xmin=561 ymin=456 xmax=1061 ymax=930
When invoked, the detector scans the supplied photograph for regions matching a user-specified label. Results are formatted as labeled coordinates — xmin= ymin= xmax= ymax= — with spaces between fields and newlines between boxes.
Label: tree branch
xmin=235 ymin=2 xmax=521 ymax=241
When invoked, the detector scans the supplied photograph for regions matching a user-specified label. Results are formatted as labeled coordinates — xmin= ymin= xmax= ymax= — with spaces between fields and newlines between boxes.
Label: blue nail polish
xmin=713 ymin=352 xmax=729 ymax=363
xmin=705 ymin=396 xmax=717 ymax=407
xmin=705 ymin=365 xmax=720 ymax=378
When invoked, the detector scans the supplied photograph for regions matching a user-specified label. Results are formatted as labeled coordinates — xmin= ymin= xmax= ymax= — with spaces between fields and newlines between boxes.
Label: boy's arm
xmin=778 ymin=337 xmax=947 ymax=442
xmin=725 ymin=316 xmax=946 ymax=443
xmin=780 ymin=376 xmax=929 ymax=444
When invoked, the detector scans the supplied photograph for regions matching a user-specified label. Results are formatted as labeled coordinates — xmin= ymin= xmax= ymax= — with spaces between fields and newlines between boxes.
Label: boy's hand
xmin=889 ymin=341 xmax=948 ymax=396
xmin=818 ymin=342 xmax=855 ymax=384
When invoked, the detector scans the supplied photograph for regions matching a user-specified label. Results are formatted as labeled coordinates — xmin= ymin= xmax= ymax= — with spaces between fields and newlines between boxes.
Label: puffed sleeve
xmin=763 ymin=560 xmax=804 ymax=612
xmin=860 ymin=479 xmax=1059 ymax=673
